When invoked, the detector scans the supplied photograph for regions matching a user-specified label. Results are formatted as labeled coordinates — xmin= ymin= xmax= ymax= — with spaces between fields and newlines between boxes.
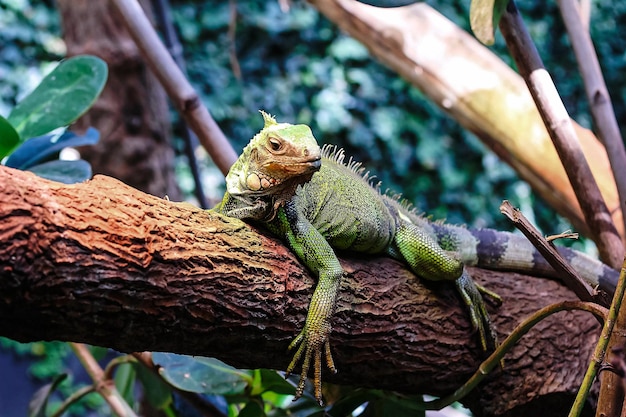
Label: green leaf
xmin=362 ymin=392 xmax=426 ymax=417
xmin=8 ymin=55 xmax=108 ymax=141
xmin=27 ymin=159 xmax=93 ymax=184
xmin=153 ymin=353 xmax=251 ymax=395
xmin=5 ymin=127 xmax=99 ymax=170
xmin=0 ymin=114 xmax=20 ymax=159
xmin=134 ymin=362 xmax=173 ymax=410
xmin=87 ymin=345 xmax=109 ymax=361
xmin=469 ymin=0 xmax=508 ymax=45
xmin=239 ymin=400 xmax=265 ymax=417
xmin=258 ymin=369 xmax=295 ymax=396
xmin=114 ymin=362 xmax=136 ymax=407
xmin=326 ymin=389 xmax=374 ymax=416
xmin=28 ymin=374 xmax=67 ymax=417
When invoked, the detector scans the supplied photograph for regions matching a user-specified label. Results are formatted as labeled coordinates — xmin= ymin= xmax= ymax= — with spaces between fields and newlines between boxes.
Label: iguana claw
xmin=455 ymin=270 xmax=499 ymax=351
xmin=286 ymin=327 xmax=337 ymax=405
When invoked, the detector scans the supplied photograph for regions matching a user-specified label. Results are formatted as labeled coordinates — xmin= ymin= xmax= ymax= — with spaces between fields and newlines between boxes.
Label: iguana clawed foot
xmin=285 ymin=324 xmax=337 ymax=405
xmin=455 ymin=270 xmax=499 ymax=352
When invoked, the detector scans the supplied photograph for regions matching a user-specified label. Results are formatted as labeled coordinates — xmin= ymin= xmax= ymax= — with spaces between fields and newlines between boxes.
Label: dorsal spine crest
xmin=260 ymin=110 xmax=277 ymax=127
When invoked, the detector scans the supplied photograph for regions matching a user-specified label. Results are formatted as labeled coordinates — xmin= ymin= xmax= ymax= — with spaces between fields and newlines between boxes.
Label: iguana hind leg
xmin=455 ymin=271 xmax=499 ymax=351
xmin=393 ymin=221 xmax=498 ymax=351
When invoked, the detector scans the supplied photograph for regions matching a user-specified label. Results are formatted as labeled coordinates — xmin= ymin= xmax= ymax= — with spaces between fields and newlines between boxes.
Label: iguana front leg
xmin=393 ymin=220 xmax=498 ymax=351
xmin=270 ymin=201 xmax=343 ymax=405
xmin=213 ymin=192 xmax=272 ymax=221
xmin=286 ymin=271 xmax=340 ymax=404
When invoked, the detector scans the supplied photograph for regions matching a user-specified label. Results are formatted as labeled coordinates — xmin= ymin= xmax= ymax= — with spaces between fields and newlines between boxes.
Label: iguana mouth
xmin=265 ymin=155 xmax=321 ymax=173
xmin=294 ymin=156 xmax=321 ymax=173
xmin=308 ymin=157 xmax=322 ymax=169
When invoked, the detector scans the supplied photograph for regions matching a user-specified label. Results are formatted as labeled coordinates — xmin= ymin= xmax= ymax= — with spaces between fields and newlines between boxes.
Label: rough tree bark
xmin=0 ymin=166 xmax=600 ymax=416
xmin=56 ymin=0 xmax=182 ymax=200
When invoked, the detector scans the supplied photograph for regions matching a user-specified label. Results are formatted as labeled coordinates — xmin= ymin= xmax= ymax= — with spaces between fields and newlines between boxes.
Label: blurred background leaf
xmin=0 ymin=114 xmax=19 ymax=158
xmin=7 ymin=55 xmax=107 ymax=145
xmin=154 ymin=353 xmax=252 ymax=395
xmin=26 ymin=157 xmax=92 ymax=184
xmin=5 ymin=127 xmax=99 ymax=170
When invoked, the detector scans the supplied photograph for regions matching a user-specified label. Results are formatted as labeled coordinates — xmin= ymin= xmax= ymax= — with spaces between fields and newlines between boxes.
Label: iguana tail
xmin=428 ymin=222 xmax=619 ymax=297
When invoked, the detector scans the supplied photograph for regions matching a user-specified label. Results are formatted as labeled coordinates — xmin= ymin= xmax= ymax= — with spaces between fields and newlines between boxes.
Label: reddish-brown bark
xmin=0 ymin=166 xmax=598 ymax=416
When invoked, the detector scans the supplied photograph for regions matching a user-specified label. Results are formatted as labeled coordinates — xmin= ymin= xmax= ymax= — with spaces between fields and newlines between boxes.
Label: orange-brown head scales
xmin=225 ymin=110 xmax=321 ymax=205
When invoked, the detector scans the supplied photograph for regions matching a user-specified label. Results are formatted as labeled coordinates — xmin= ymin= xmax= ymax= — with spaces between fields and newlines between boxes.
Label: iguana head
xmin=224 ymin=111 xmax=321 ymax=216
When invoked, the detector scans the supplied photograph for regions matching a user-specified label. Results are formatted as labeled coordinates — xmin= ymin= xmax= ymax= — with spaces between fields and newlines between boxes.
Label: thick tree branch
xmin=0 ymin=166 xmax=599 ymax=416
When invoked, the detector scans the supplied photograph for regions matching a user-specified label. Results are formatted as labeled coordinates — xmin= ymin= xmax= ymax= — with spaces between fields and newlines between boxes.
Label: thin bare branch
xmin=498 ymin=0 xmax=624 ymax=269
xmin=578 ymin=0 xmax=591 ymax=31
xmin=228 ymin=0 xmax=242 ymax=80
xmin=557 ymin=0 xmax=626 ymax=241
xmin=500 ymin=200 xmax=596 ymax=303
xmin=110 ymin=0 xmax=237 ymax=175
xmin=50 ymin=386 xmax=96 ymax=417
xmin=570 ymin=256 xmax=626 ymax=417
xmin=70 ymin=343 xmax=138 ymax=417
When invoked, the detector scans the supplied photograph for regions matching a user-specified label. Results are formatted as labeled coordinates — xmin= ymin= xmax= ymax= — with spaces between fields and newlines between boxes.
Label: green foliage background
xmin=170 ymin=0 xmax=625 ymax=239
xmin=1 ymin=0 xmax=626 ymax=415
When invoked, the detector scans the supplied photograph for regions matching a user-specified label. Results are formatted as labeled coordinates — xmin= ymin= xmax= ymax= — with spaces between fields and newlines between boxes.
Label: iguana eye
xmin=269 ymin=137 xmax=282 ymax=151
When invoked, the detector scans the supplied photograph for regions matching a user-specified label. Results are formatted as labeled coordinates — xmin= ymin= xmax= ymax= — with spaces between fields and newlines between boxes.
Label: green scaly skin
xmin=213 ymin=111 xmax=619 ymax=405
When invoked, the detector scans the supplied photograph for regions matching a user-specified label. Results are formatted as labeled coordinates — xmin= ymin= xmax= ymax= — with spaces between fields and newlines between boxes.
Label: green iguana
xmin=213 ymin=111 xmax=618 ymax=404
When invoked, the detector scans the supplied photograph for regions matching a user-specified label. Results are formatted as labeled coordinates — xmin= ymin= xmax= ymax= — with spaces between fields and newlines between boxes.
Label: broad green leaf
xmin=470 ymin=0 xmax=508 ymax=45
xmin=28 ymin=159 xmax=93 ymax=184
xmin=8 ymin=55 xmax=107 ymax=141
xmin=0 ymin=114 xmax=20 ymax=159
xmin=28 ymin=374 xmax=67 ymax=417
xmin=153 ymin=353 xmax=251 ymax=395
